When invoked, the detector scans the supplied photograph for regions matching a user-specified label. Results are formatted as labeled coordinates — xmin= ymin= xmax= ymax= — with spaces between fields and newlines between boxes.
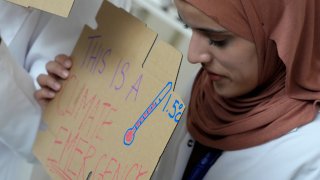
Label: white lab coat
xmin=0 ymin=42 xmax=41 ymax=179
xmin=152 ymin=79 xmax=320 ymax=180
xmin=0 ymin=0 xmax=131 ymax=179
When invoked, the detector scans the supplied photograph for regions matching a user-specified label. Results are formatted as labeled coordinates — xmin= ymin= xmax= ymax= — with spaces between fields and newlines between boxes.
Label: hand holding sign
xmin=33 ymin=1 xmax=185 ymax=179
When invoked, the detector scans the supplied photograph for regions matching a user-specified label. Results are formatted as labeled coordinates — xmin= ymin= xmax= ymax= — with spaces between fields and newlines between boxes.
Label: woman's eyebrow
xmin=195 ymin=27 xmax=229 ymax=34
xmin=178 ymin=13 xmax=229 ymax=34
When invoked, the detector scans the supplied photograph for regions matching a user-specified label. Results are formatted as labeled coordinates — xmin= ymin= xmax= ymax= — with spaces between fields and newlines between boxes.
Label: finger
xmin=55 ymin=54 xmax=72 ymax=69
xmin=46 ymin=60 xmax=70 ymax=79
xmin=37 ymin=74 xmax=61 ymax=91
xmin=34 ymin=88 xmax=55 ymax=110
xmin=34 ymin=88 xmax=56 ymax=101
xmin=35 ymin=97 xmax=50 ymax=111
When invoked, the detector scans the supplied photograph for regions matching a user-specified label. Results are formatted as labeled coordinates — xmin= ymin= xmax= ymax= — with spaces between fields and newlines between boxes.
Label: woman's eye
xmin=209 ymin=39 xmax=228 ymax=47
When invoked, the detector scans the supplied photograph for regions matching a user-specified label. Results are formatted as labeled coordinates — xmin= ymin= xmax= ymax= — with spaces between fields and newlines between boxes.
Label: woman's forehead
xmin=175 ymin=0 xmax=227 ymax=32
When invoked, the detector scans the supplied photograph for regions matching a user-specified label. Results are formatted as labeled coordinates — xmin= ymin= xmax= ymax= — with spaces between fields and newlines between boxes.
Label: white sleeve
xmin=0 ymin=0 xmax=31 ymax=45
xmin=0 ymin=43 xmax=41 ymax=162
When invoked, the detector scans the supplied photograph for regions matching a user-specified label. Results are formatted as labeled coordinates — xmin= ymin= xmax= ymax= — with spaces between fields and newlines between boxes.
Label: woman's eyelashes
xmin=209 ymin=39 xmax=228 ymax=47
xmin=177 ymin=15 xmax=189 ymax=29
xmin=207 ymin=34 xmax=232 ymax=48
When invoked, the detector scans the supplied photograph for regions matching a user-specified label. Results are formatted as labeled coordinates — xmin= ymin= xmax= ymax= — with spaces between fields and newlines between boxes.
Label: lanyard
xmin=183 ymin=142 xmax=223 ymax=180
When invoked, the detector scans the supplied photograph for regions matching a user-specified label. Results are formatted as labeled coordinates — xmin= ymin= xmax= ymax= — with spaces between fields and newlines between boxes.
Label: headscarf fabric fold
xmin=186 ymin=0 xmax=320 ymax=150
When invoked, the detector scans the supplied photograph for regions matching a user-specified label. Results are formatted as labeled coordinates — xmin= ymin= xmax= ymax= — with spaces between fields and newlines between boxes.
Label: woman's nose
xmin=187 ymin=31 xmax=211 ymax=64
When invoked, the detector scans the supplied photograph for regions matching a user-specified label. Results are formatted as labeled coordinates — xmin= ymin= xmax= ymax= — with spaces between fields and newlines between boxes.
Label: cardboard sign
xmin=7 ymin=0 xmax=74 ymax=17
xmin=33 ymin=1 xmax=185 ymax=179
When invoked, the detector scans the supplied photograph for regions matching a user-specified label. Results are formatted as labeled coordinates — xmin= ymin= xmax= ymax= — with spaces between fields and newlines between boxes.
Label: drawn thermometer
xmin=124 ymin=82 xmax=173 ymax=146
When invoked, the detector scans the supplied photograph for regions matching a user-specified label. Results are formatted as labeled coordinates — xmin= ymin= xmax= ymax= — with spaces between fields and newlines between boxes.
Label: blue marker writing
xmin=123 ymin=82 xmax=173 ymax=146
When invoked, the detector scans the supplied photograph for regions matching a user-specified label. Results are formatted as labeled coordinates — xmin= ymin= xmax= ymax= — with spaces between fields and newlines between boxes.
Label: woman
xmin=36 ymin=0 xmax=320 ymax=179
xmin=152 ymin=0 xmax=320 ymax=179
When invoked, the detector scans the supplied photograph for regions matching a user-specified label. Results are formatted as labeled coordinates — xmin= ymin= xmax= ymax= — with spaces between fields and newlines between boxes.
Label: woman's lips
xmin=206 ymin=70 xmax=223 ymax=81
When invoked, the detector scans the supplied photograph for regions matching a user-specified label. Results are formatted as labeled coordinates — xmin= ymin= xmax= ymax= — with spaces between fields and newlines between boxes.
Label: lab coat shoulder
xmin=153 ymin=111 xmax=320 ymax=180
xmin=205 ymin=112 xmax=320 ymax=180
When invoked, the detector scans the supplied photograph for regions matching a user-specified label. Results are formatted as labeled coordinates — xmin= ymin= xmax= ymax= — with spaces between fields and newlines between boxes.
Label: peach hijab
xmin=186 ymin=0 xmax=320 ymax=150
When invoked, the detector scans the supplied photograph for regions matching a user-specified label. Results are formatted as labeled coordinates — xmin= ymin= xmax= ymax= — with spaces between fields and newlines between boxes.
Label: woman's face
xmin=175 ymin=0 xmax=259 ymax=98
